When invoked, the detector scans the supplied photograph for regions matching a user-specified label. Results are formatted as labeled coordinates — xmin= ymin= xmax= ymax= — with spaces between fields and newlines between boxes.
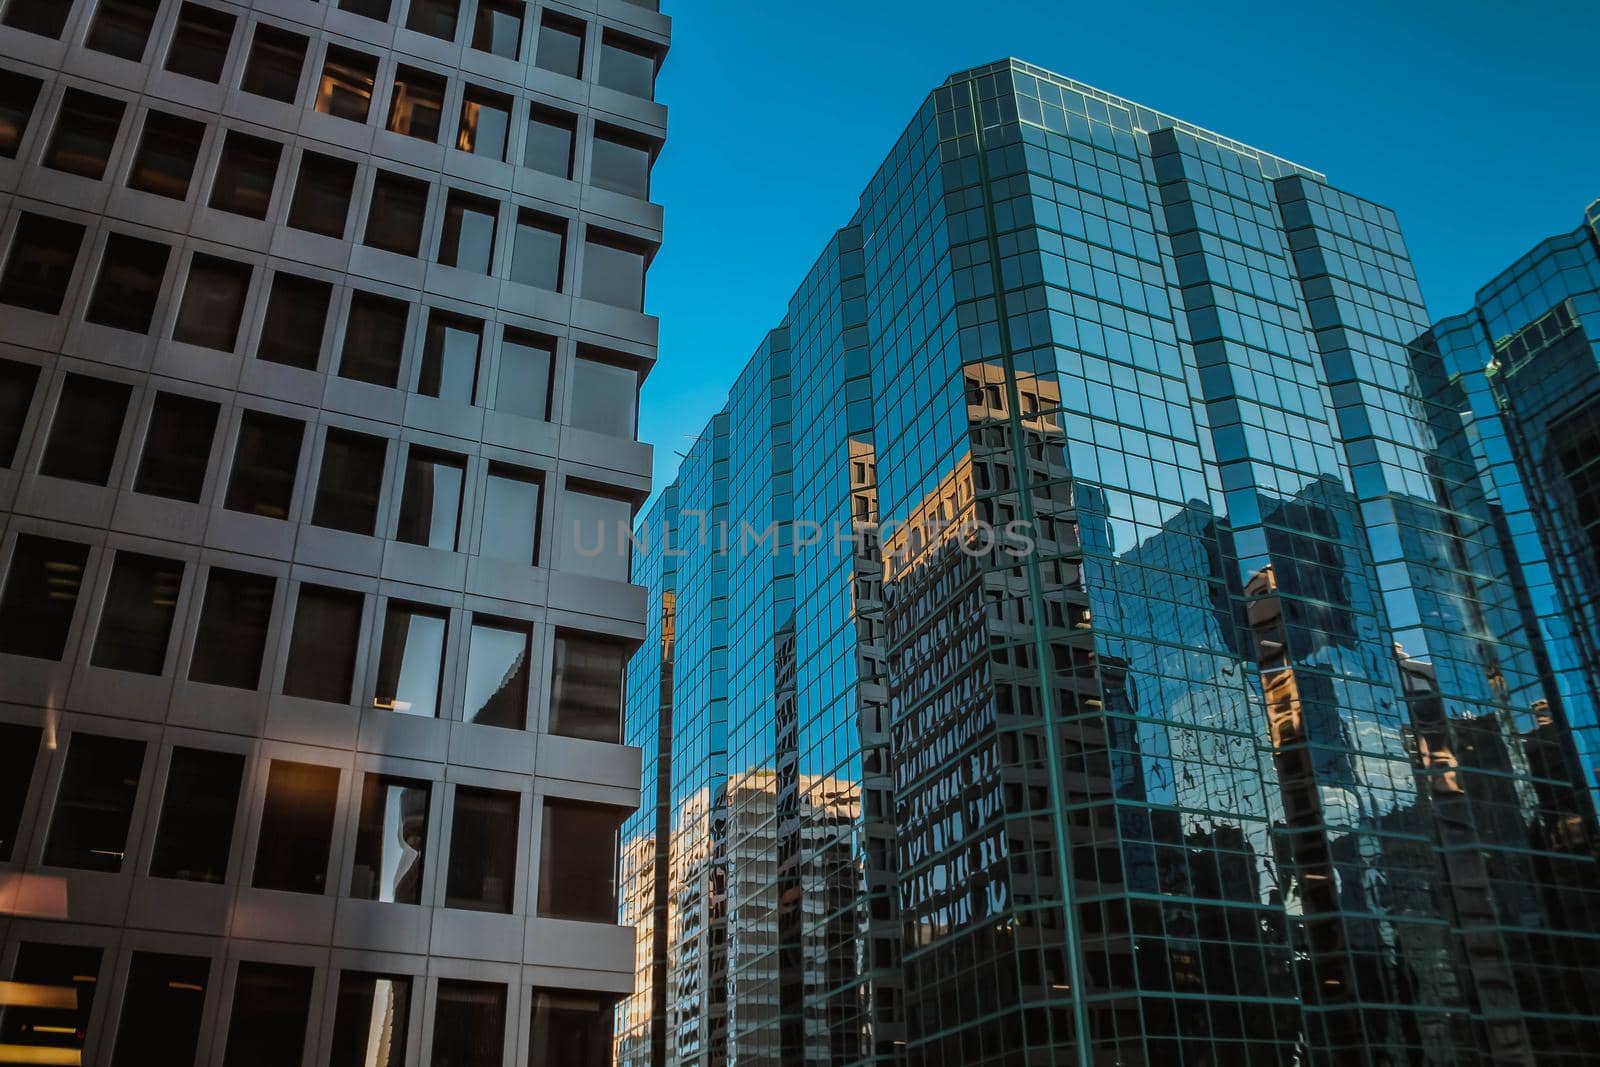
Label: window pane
xmin=432 ymin=981 xmax=506 ymax=1067
xmin=523 ymin=106 xmax=574 ymax=178
xmin=87 ymin=0 xmax=161 ymax=61
xmin=597 ymin=32 xmax=656 ymax=99
xmin=550 ymin=632 xmax=627 ymax=742
xmin=283 ymin=583 xmax=364 ymax=702
xmin=481 ymin=467 xmax=541 ymax=566
xmin=128 ymin=110 xmax=206 ymax=199
xmin=438 ymin=192 xmax=498 ymax=274
xmin=397 ymin=449 xmax=465 ymax=550
xmin=535 ymin=13 xmax=584 ymax=79
xmin=165 ymin=3 xmax=235 ymax=82
xmin=135 ymin=391 xmax=220 ymax=502
xmin=312 ymin=428 xmax=387 ymax=535
xmin=510 ymin=211 xmax=564 ymax=291
xmin=494 ymin=330 xmax=551 ymax=421
xmin=1 ymin=0 xmax=72 ymax=37
xmin=240 ymin=25 xmax=307 ymax=103
xmin=317 ymin=45 xmax=379 ymax=122
xmin=173 ymin=254 xmax=252 ymax=351
xmin=340 ymin=291 xmax=409 ymax=387
xmin=350 ymin=775 xmax=429 ymax=904
xmin=0 ymin=535 xmax=89 ymax=660
xmin=457 ymin=88 xmax=510 ymax=161
xmin=1 ymin=944 xmax=101 ymax=1063
xmin=149 ymin=746 xmax=244 ymax=883
xmin=87 ymin=233 xmax=170 ymax=333
xmin=581 ymin=231 xmax=648 ymax=311
xmin=226 ymin=410 xmax=304 ymax=519
xmin=0 ymin=359 xmax=41 ymax=467
xmin=419 ymin=313 xmax=481 ymax=402
xmin=44 ymin=733 xmax=145 ymax=872
xmin=569 ymin=351 xmax=638 ymax=438
xmin=253 ymin=761 xmax=340 ymax=893
xmin=0 ymin=213 xmax=86 ymax=314
xmin=472 ymin=0 xmax=521 ymax=59
xmin=210 ymin=131 xmax=282 ymax=219
xmin=339 ymin=0 xmax=391 ymax=19
xmin=445 ymin=788 xmax=517 ymax=912
xmin=364 ymin=171 xmax=429 ymax=256
xmin=223 ymin=963 xmax=313 ymax=1067
xmin=288 ymin=151 xmax=357 ymax=238
xmin=330 ymin=973 xmax=411 ymax=1067
xmin=0 ymin=722 xmax=42 ymax=862
xmin=387 ymin=66 xmax=445 ymax=142
xmin=590 ymin=125 xmax=653 ymax=199
xmin=539 ymin=800 xmax=623 ymax=922
xmin=111 ymin=953 xmax=210 ymax=1067
xmin=558 ymin=487 xmax=632 ymax=581
xmin=189 ymin=568 xmax=275 ymax=689
xmin=405 ymin=0 xmax=459 ymax=40
xmin=258 ymin=272 xmax=333 ymax=369
xmin=40 ymin=373 xmax=131 ymax=485
xmin=44 ymin=89 xmax=124 ymax=180
xmin=464 ymin=617 xmax=530 ymax=729
xmin=374 ymin=604 xmax=447 ymax=718
xmin=0 ymin=69 xmax=44 ymax=157
xmin=92 ymin=551 xmax=183 ymax=674
xmin=529 ymin=988 xmax=616 ymax=1067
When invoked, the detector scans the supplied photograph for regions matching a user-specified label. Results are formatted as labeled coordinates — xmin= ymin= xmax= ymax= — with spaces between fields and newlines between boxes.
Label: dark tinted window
xmin=339 ymin=0 xmax=390 ymax=19
xmin=438 ymin=192 xmax=497 ymax=274
xmin=350 ymin=775 xmax=429 ymax=904
xmin=86 ymin=0 xmax=161 ymax=61
xmin=445 ymin=787 xmax=516 ymax=912
xmin=373 ymin=603 xmax=447 ymax=718
xmin=0 ymin=359 xmax=41 ymax=467
xmin=240 ymin=24 xmax=308 ymax=103
xmin=364 ymin=171 xmax=429 ymax=256
xmin=135 ymin=391 xmax=220 ymax=502
xmin=550 ymin=632 xmax=627 ymax=742
xmin=432 ymin=981 xmax=506 ymax=1067
xmin=92 ymin=551 xmax=183 ymax=674
xmin=340 ymin=290 xmax=409 ymax=387
xmin=173 ymin=253 xmax=252 ymax=350
xmin=288 ymin=151 xmax=357 ymax=237
xmin=111 ymin=953 xmax=210 ymax=1067
xmin=523 ymin=105 xmax=574 ymax=178
xmin=40 ymin=373 xmax=131 ymax=484
xmin=44 ymin=89 xmax=125 ymax=180
xmin=86 ymin=233 xmax=170 ymax=333
xmin=457 ymin=87 xmax=511 ymax=161
xmin=597 ymin=32 xmax=656 ymax=99
xmin=419 ymin=313 xmax=481 ymax=402
xmin=283 ymin=583 xmax=364 ymax=702
xmin=0 ymin=722 xmax=42 ymax=862
xmin=44 ymin=733 xmax=145 ymax=872
xmin=312 ymin=427 xmax=387 ymax=534
xmin=0 ymin=69 xmax=43 ymax=157
xmin=529 ymin=988 xmax=616 ymax=1067
xmin=0 ymin=213 xmax=86 ymax=315
xmin=2 ymin=943 xmax=101 ymax=1064
xmin=387 ymin=65 xmax=445 ymax=142
xmin=397 ymin=448 xmax=465 ymax=549
xmin=405 ymin=0 xmax=458 ymax=40
xmin=149 ymin=746 xmax=244 ymax=883
xmin=494 ymin=330 xmax=552 ymax=421
xmin=253 ymin=761 xmax=340 ymax=894
xmin=535 ymin=12 xmax=584 ymax=79
xmin=581 ymin=229 xmax=649 ymax=310
xmin=590 ymin=125 xmax=654 ymax=199
xmin=210 ymin=130 xmax=282 ymax=218
xmin=189 ymin=567 xmax=275 ymax=689
xmin=165 ymin=3 xmax=236 ymax=83
xmin=226 ymin=410 xmax=304 ymax=519
xmin=0 ymin=535 xmax=88 ymax=659
xmin=481 ymin=465 xmax=541 ymax=565
xmin=510 ymin=210 xmax=564 ymax=291
xmin=330 ymin=973 xmax=411 ymax=1067
xmin=472 ymin=0 xmax=522 ymax=59
xmin=1 ymin=0 xmax=71 ymax=37
xmin=257 ymin=272 xmax=333 ymax=369
xmin=128 ymin=110 xmax=206 ymax=199
xmin=223 ymin=963 xmax=314 ymax=1067
xmin=316 ymin=45 xmax=378 ymax=122
xmin=539 ymin=799 xmax=623 ymax=922
xmin=569 ymin=348 xmax=639 ymax=438
xmin=464 ymin=616 xmax=530 ymax=729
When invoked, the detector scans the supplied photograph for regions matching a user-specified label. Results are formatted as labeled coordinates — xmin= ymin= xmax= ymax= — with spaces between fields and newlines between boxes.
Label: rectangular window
xmin=405 ymin=0 xmax=458 ymax=40
xmin=581 ymin=230 xmax=649 ymax=311
xmin=339 ymin=0 xmax=391 ymax=19
xmin=1 ymin=0 xmax=71 ymax=37
xmin=253 ymin=761 xmax=340 ymax=894
xmin=283 ymin=583 xmax=364 ymax=703
xmin=135 ymin=392 xmax=220 ymax=502
xmin=128 ymin=110 xmax=206 ymax=199
xmin=189 ymin=567 xmax=275 ymax=689
xmin=494 ymin=330 xmax=552 ymax=421
xmin=92 ymin=551 xmax=183 ymax=674
xmin=0 ymin=69 xmax=43 ymax=157
xmin=569 ymin=348 xmax=639 ymax=438
xmin=397 ymin=448 xmax=466 ymax=550
xmin=457 ymin=87 xmax=511 ymax=161
xmin=0 ymin=213 xmax=86 ymax=315
xmin=481 ymin=465 xmax=541 ymax=565
xmin=40 ymin=373 xmax=131 ymax=485
xmin=529 ymin=989 xmax=616 ymax=1067
xmin=438 ymin=192 xmax=498 ymax=274
xmin=0 ymin=722 xmax=42 ymax=862
xmin=597 ymin=32 xmax=657 ymax=99
xmin=535 ymin=12 xmax=584 ymax=79
xmin=111 ymin=953 xmax=210 ymax=1067
xmin=1 ymin=944 xmax=101 ymax=1064
xmin=472 ymin=0 xmax=522 ymax=59
xmin=464 ymin=616 xmax=530 ymax=729
xmin=523 ymin=105 xmax=575 ymax=178
xmin=288 ymin=151 xmax=357 ymax=238
xmin=210 ymin=130 xmax=281 ymax=219
xmin=43 ymin=733 xmax=145 ymax=872
xmin=550 ymin=631 xmax=627 ymax=742
xmin=558 ymin=485 xmax=632 ymax=582
xmin=340 ymin=290 xmax=409 ymax=387
xmin=258 ymin=272 xmax=333 ymax=370
xmin=350 ymin=775 xmax=429 ymax=904
xmin=86 ymin=233 xmax=170 ymax=333
xmin=0 ymin=535 xmax=88 ymax=660
xmin=149 ymin=746 xmax=244 ymax=883
xmin=44 ymin=89 xmax=125 ymax=180
xmin=173 ymin=253 xmax=252 ymax=351
xmin=445 ymin=787 xmax=517 ymax=912
xmin=590 ymin=125 xmax=654 ymax=199
xmin=240 ymin=24 xmax=308 ymax=103
xmin=432 ymin=981 xmax=507 ymax=1066
xmin=510 ymin=210 xmax=565 ymax=291
xmin=419 ymin=313 xmax=481 ymax=403
xmin=165 ymin=3 xmax=236 ymax=83
xmin=226 ymin=410 xmax=304 ymax=519
xmin=86 ymin=0 xmax=161 ymax=61
xmin=312 ymin=427 xmax=387 ymax=535
xmin=0 ymin=359 xmax=41 ymax=467
xmin=374 ymin=603 xmax=447 ymax=718
xmin=317 ymin=45 xmax=379 ymax=122
xmin=330 ymin=973 xmax=412 ymax=1067
xmin=223 ymin=963 xmax=314 ymax=1067
xmin=387 ymin=65 xmax=445 ymax=142
xmin=364 ymin=171 xmax=429 ymax=257
xmin=539 ymin=800 xmax=623 ymax=922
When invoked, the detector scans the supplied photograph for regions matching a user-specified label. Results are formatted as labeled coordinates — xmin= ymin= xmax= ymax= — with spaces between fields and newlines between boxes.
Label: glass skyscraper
xmin=621 ymin=61 xmax=1600 ymax=1067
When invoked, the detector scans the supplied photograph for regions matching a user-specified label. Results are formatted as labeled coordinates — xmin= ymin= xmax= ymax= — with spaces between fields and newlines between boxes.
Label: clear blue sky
xmin=640 ymin=0 xmax=1600 ymax=489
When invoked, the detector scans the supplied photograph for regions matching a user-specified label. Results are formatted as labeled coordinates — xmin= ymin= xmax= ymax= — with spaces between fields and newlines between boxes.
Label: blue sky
xmin=639 ymin=0 xmax=1600 ymax=489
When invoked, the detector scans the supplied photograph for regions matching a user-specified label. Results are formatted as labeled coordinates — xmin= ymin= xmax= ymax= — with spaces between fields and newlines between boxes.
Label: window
xmin=0 ymin=69 xmax=43 ymax=157
xmin=111 ymin=954 xmax=210 ymax=1067
xmin=387 ymin=65 xmax=445 ymax=142
xmin=312 ymin=428 xmax=387 ymax=534
xmin=350 ymin=775 xmax=429 ymax=904
xmin=288 ymin=152 xmax=357 ymax=238
xmin=481 ymin=465 xmax=541 ymax=565
xmin=364 ymin=171 xmax=429 ymax=256
xmin=43 ymin=733 xmax=145 ymax=872
xmin=0 ymin=213 xmax=86 ymax=314
xmin=253 ymin=761 xmax=340 ymax=894
xmin=597 ymin=32 xmax=657 ymax=99
xmin=374 ymin=603 xmax=447 ymax=718
xmin=523 ymin=105 xmax=575 ymax=178
xmin=581 ymin=229 xmax=649 ymax=310
xmin=240 ymin=24 xmax=308 ymax=103
xmin=438 ymin=192 xmax=498 ymax=274
xmin=591 ymin=125 xmax=654 ymax=199
xmin=223 ymin=963 xmax=314 ymax=1067
xmin=44 ymin=89 xmax=125 ymax=180
xmin=510 ymin=210 xmax=565 ymax=291
xmin=432 ymin=981 xmax=506 ymax=1067
xmin=41 ymin=373 xmax=131 ymax=485
xmin=1 ymin=359 xmax=41 ymax=467
xmin=494 ymin=330 xmax=552 ymax=421
xmin=457 ymin=87 xmax=511 ymax=161
xmin=149 ymin=746 xmax=244 ymax=882
xmin=210 ymin=130 xmax=282 ymax=218
xmin=92 ymin=551 xmax=183 ymax=674
xmin=550 ymin=631 xmax=627 ymax=742
xmin=535 ymin=12 xmax=584 ymax=79
xmin=339 ymin=0 xmax=390 ymax=19
xmin=405 ymin=0 xmax=458 ymax=40
xmin=464 ymin=617 xmax=530 ymax=729
xmin=445 ymin=787 xmax=516 ymax=912
xmin=135 ymin=392 xmax=220 ymax=502
xmin=258 ymin=273 xmax=333 ymax=369
xmin=283 ymin=583 xmax=363 ymax=702
xmin=330 ymin=974 xmax=412 ymax=1067
xmin=397 ymin=448 xmax=466 ymax=550
xmin=173 ymin=254 xmax=252 ymax=350
xmin=0 ymin=0 xmax=70 ymax=37
xmin=128 ymin=110 xmax=205 ymax=199
xmin=189 ymin=567 xmax=275 ymax=689
xmin=472 ymin=0 xmax=522 ymax=59
xmin=0 ymin=723 xmax=42 ymax=862
xmin=539 ymin=800 xmax=623 ymax=922
xmin=419 ymin=313 xmax=481 ymax=402
xmin=1 ymin=944 xmax=101 ymax=1064
xmin=86 ymin=233 xmax=170 ymax=333
xmin=86 ymin=0 xmax=161 ymax=61
xmin=0 ymin=535 xmax=88 ymax=659
xmin=317 ymin=45 xmax=379 ymax=122
xmin=558 ymin=484 xmax=632 ymax=581
xmin=529 ymin=989 xmax=617 ymax=1067
xmin=340 ymin=290 xmax=409 ymax=387
xmin=165 ymin=3 xmax=236 ymax=83
xmin=226 ymin=410 xmax=304 ymax=519
xmin=570 ymin=348 xmax=639 ymax=438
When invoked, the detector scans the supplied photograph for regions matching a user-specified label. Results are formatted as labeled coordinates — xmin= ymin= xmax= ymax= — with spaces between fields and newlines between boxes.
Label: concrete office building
xmin=0 ymin=0 xmax=667 ymax=1063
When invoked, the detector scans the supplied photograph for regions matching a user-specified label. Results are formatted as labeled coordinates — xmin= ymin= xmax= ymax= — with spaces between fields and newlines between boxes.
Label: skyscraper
xmin=0 ymin=0 xmax=666 ymax=1063
xmin=622 ymin=61 xmax=1600 ymax=1067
